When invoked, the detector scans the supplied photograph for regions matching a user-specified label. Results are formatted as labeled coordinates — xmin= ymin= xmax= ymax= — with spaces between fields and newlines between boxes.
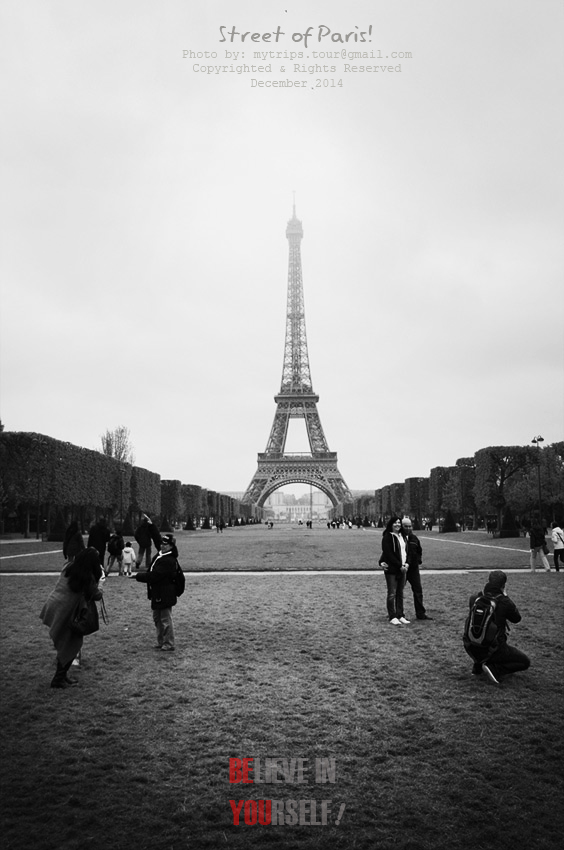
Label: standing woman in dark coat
xmin=136 ymin=534 xmax=183 ymax=651
xmin=379 ymin=516 xmax=409 ymax=625
xmin=40 ymin=547 xmax=103 ymax=688
xmin=63 ymin=521 xmax=85 ymax=563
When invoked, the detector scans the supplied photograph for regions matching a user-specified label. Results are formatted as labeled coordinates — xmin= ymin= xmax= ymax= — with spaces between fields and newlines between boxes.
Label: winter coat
xmin=122 ymin=545 xmax=136 ymax=566
xmin=379 ymin=530 xmax=406 ymax=575
xmin=135 ymin=551 xmax=180 ymax=610
xmin=88 ymin=522 xmax=111 ymax=555
xmin=40 ymin=567 xmax=102 ymax=665
xmin=529 ymin=526 xmax=547 ymax=549
xmin=107 ymin=533 xmax=124 ymax=557
xmin=403 ymin=531 xmax=423 ymax=568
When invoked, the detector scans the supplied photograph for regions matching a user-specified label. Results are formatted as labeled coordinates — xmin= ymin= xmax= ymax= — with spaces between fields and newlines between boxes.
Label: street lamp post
xmin=119 ymin=463 xmax=124 ymax=528
xmin=531 ymin=435 xmax=544 ymax=522
xmin=31 ymin=435 xmax=48 ymax=540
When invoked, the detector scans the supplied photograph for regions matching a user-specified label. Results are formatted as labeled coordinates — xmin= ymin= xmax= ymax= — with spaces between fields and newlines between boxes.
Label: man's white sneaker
xmin=389 ymin=617 xmax=401 ymax=625
xmin=399 ymin=617 xmax=411 ymax=624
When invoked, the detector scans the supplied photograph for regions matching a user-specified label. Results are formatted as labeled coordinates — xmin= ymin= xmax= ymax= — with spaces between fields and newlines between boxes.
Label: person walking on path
xmin=379 ymin=516 xmax=409 ymax=625
xmin=550 ymin=522 xmax=564 ymax=572
xmin=463 ymin=569 xmax=530 ymax=686
xmin=529 ymin=522 xmax=551 ymax=572
xmin=40 ymin=547 xmax=103 ymax=688
xmin=135 ymin=534 xmax=184 ymax=651
xmin=401 ymin=518 xmax=433 ymax=620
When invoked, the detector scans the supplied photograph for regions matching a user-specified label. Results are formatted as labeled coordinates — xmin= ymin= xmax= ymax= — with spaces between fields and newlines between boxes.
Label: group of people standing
xmin=378 ymin=515 xmax=535 ymax=688
xmin=69 ymin=513 xmax=164 ymax=577
xmin=40 ymin=515 xmax=184 ymax=687
xmin=41 ymin=511 xmax=557 ymax=691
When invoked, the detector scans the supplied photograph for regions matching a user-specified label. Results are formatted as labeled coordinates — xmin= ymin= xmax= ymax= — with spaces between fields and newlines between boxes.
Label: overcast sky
xmin=1 ymin=0 xmax=563 ymax=496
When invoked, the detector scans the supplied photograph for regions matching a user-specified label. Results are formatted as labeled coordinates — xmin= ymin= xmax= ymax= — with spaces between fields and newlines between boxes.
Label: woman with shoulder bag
xmin=40 ymin=547 xmax=103 ymax=688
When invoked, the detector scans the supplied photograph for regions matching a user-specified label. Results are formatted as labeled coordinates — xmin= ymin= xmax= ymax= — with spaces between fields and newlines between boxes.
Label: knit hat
xmin=487 ymin=570 xmax=507 ymax=588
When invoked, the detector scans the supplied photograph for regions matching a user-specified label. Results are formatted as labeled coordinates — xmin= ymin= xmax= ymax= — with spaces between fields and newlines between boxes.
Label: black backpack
xmin=174 ymin=562 xmax=185 ymax=597
xmin=464 ymin=594 xmax=498 ymax=650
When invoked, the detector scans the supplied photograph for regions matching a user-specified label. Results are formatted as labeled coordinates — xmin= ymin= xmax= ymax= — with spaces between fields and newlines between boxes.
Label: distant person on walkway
xmin=134 ymin=514 xmax=162 ymax=569
xmin=550 ymin=523 xmax=564 ymax=572
xmin=106 ymin=529 xmax=125 ymax=576
xmin=463 ymin=570 xmax=530 ymax=686
xmin=135 ymin=534 xmax=184 ymax=651
xmin=401 ymin=518 xmax=433 ymax=620
xmin=529 ymin=522 xmax=551 ymax=572
xmin=122 ymin=541 xmax=137 ymax=576
xmin=39 ymin=547 xmax=103 ymax=688
xmin=87 ymin=518 xmax=111 ymax=568
xmin=63 ymin=521 xmax=85 ymax=563
xmin=379 ymin=516 xmax=409 ymax=625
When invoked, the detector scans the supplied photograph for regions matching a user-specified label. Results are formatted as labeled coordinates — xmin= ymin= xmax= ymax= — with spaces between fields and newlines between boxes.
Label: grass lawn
xmin=0 ymin=527 xmax=562 ymax=850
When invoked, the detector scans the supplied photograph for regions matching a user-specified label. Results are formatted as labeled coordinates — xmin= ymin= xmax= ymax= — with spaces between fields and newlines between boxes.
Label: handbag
xmin=542 ymin=543 xmax=549 ymax=556
xmin=70 ymin=598 xmax=100 ymax=635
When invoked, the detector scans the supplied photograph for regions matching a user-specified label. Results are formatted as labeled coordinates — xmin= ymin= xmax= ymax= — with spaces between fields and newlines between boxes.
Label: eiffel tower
xmin=242 ymin=204 xmax=352 ymax=511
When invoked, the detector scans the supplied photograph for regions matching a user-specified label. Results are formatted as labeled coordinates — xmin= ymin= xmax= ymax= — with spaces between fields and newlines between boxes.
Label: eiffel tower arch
xmin=242 ymin=205 xmax=353 ymax=512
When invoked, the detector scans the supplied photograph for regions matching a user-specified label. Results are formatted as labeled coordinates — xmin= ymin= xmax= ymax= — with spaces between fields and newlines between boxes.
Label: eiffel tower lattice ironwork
xmin=242 ymin=205 xmax=353 ymax=510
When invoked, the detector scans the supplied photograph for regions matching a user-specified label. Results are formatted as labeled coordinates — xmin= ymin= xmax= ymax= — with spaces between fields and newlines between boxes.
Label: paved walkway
xmin=418 ymin=535 xmax=526 ymax=553
xmin=0 ymin=550 xmax=60 ymax=560
xmin=0 ymin=538 xmax=47 ymax=545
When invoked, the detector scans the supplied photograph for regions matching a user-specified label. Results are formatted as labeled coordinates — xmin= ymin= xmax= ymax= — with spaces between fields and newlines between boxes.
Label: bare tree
xmin=100 ymin=426 xmax=135 ymax=464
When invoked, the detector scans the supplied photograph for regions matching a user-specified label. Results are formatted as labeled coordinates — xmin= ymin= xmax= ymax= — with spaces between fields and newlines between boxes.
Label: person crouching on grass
xmin=463 ymin=570 xmax=530 ymax=686
xmin=135 ymin=534 xmax=184 ymax=651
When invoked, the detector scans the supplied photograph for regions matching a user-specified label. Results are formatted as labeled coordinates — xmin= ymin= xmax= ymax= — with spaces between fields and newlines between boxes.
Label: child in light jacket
xmin=122 ymin=542 xmax=137 ymax=577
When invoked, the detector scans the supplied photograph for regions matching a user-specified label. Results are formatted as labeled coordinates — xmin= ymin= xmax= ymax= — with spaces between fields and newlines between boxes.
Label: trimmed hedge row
xmin=0 ymin=432 xmax=254 ymax=535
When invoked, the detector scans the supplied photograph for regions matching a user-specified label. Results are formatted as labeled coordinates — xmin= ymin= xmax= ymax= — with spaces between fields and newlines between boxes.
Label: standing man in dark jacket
xmin=87 ymin=518 xmax=111 ymax=568
xmin=106 ymin=530 xmax=125 ymax=576
xmin=464 ymin=569 xmax=530 ymax=686
xmin=401 ymin=517 xmax=432 ymax=620
xmin=135 ymin=534 xmax=183 ymax=651
xmin=134 ymin=514 xmax=162 ymax=570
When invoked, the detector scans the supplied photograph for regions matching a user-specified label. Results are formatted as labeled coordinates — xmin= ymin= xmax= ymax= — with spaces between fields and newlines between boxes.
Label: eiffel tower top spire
xmin=241 ymin=207 xmax=352 ymax=510
xmin=281 ymin=202 xmax=312 ymax=393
